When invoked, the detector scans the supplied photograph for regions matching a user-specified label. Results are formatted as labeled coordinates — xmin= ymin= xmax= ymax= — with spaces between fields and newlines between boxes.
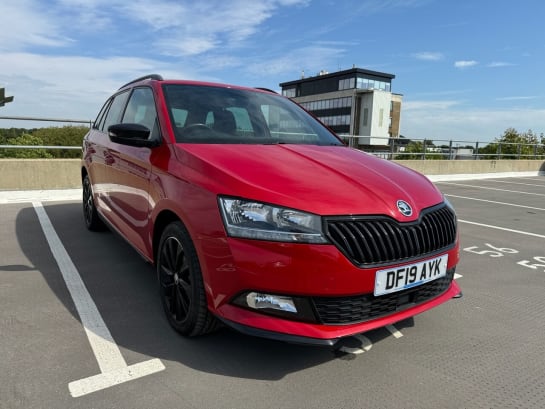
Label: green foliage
xmin=478 ymin=128 xmax=545 ymax=159
xmin=0 ymin=128 xmax=35 ymax=144
xmin=32 ymin=126 xmax=87 ymax=158
xmin=0 ymin=126 xmax=87 ymax=158
xmin=0 ymin=133 xmax=52 ymax=158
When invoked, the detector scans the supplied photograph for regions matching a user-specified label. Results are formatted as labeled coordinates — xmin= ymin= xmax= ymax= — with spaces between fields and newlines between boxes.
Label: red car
xmin=82 ymin=75 xmax=461 ymax=345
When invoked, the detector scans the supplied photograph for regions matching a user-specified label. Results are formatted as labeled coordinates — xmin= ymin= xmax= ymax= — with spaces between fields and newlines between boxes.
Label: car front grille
xmin=312 ymin=268 xmax=455 ymax=325
xmin=325 ymin=203 xmax=457 ymax=266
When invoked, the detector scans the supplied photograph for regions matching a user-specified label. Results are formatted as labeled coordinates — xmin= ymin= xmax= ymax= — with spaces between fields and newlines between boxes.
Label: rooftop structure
xmin=280 ymin=67 xmax=402 ymax=147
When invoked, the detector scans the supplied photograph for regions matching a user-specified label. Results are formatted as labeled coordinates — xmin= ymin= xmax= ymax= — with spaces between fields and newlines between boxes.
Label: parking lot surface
xmin=1 ymin=176 xmax=544 ymax=409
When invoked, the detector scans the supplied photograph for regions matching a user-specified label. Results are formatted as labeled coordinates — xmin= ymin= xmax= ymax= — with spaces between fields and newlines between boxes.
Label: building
xmin=279 ymin=67 xmax=402 ymax=148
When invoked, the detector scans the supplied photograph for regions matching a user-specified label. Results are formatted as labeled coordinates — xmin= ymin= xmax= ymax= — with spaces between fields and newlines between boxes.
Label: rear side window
xmin=93 ymin=99 xmax=111 ymax=130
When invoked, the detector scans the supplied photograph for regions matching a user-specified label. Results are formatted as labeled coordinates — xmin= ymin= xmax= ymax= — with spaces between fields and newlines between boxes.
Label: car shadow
xmin=15 ymin=202 xmax=414 ymax=381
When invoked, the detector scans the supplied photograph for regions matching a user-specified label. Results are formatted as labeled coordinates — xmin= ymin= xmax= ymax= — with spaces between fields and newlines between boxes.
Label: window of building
xmin=338 ymin=77 xmax=355 ymax=91
xmin=300 ymin=97 xmax=352 ymax=112
xmin=282 ymin=88 xmax=296 ymax=98
xmin=356 ymin=78 xmax=392 ymax=92
xmin=318 ymin=115 xmax=351 ymax=127
xmin=363 ymin=108 xmax=369 ymax=127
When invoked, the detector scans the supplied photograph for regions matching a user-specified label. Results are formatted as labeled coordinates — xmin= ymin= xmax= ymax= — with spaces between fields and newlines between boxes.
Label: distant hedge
xmin=0 ymin=126 xmax=88 ymax=158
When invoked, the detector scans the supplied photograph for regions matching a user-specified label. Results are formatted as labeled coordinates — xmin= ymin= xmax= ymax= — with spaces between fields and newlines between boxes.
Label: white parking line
xmin=446 ymin=194 xmax=545 ymax=212
xmin=483 ymin=180 xmax=545 ymax=187
xmin=32 ymin=202 xmax=165 ymax=398
xmin=459 ymin=219 xmax=545 ymax=239
xmin=0 ymin=189 xmax=81 ymax=204
xmin=438 ymin=182 xmax=545 ymax=196
xmin=385 ymin=325 xmax=403 ymax=338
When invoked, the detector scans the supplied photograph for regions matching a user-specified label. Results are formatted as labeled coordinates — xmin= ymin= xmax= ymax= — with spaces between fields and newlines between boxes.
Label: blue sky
xmin=1 ymin=0 xmax=544 ymax=142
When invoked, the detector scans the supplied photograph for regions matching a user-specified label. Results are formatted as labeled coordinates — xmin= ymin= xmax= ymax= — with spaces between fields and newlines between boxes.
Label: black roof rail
xmin=118 ymin=74 xmax=164 ymax=90
xmin=254 ymin=87 xmax=278 ymax=94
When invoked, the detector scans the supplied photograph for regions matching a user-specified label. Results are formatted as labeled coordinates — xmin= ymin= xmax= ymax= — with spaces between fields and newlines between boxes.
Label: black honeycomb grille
xmin=312 ymin=268 xmax=455 ymax=325
xmin=325 ymin=204 xmax=457 ymax=266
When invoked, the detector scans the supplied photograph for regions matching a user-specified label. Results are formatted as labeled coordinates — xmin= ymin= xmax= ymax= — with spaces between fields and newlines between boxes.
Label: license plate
xmin=374 ymin=255 xmax=448 ymax=296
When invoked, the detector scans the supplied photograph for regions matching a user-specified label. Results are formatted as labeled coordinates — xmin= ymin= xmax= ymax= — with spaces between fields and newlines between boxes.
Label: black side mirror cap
xmin=108 ymin=123 xmax=160 ymax=147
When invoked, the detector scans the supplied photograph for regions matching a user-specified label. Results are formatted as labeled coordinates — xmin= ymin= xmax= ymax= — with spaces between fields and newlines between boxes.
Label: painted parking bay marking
xmin=32 ymin=202 xmax=165 ymax=398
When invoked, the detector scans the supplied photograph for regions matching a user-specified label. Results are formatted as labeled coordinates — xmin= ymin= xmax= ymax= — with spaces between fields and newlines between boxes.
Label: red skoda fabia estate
xmin=82 ymin=75 xmax=461 ymax=345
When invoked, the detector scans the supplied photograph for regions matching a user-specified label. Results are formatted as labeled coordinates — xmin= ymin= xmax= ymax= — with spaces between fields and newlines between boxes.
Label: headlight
xmin=218 ymin=197 xmax=327 ymax=243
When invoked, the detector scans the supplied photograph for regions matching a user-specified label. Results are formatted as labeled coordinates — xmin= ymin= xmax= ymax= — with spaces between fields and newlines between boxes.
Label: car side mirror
xmin=108 ymin=123 xmax=160 ymax=147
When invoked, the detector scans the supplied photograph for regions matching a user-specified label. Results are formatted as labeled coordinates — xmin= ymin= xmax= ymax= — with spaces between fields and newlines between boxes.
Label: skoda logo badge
xmin=397 ymin=200 xmax=412 ymax=217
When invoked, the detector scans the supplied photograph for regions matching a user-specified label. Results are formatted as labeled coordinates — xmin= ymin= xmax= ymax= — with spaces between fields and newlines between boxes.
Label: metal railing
xmin=0 ymin=115 xmax=92 ymax=126
xmin=0 ymin=115 xmax=91 ymax=157
xmin=341 ymin=135 xmax=545 ymax=160
xmin=1 ymin=115 xmax=544 ymax=161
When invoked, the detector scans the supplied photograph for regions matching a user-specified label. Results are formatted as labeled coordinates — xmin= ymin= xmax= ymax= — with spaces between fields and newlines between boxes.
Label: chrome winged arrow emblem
xmin=396 ymin=200 xmax=413 ymax=217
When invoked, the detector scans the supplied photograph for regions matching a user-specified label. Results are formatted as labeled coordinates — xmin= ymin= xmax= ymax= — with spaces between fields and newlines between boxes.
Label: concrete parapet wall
xmin=394 ymin=159 xmax=545 ymax=176
xmin=0 ymin=158 xmax=544 ymax=190
xmin=0 ymin=159 xmax=81 ymax=190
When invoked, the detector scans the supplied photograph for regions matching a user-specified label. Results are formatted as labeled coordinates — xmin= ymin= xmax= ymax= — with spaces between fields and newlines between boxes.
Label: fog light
xmin=246 ymin=292 xmax=297 ymax=313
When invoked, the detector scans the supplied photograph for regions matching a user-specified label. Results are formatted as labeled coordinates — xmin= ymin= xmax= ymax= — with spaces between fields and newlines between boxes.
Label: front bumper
xmin=216 ymin=277 xmax=461 ymax=345
xmin=199 ymin=231 xmax=461 ymax=344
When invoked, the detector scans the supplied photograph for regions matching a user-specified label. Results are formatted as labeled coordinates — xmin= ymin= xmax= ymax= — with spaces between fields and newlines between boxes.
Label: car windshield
xmin=163 ymin=84 xmax=343 ymax=145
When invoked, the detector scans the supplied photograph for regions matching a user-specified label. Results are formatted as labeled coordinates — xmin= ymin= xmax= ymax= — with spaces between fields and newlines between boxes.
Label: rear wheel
xmin=157 ymin=221 xmax=219 ymax=336
xmin=82 ymin=174 xmax=105 ymax=231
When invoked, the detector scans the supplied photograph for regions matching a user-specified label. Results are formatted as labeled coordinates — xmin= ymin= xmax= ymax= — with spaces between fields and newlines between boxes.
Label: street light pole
xmin=0 ymin=88 xmax=14 ymax=107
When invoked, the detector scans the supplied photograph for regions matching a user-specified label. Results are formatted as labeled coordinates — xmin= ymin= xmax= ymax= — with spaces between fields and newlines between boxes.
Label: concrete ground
xmin=1 ymin=175 xmax=544 ymax=409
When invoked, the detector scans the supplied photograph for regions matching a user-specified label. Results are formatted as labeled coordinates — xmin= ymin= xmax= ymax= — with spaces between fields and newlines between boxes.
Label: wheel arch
xmin=152 ymin=209 xmax=182 ymax=264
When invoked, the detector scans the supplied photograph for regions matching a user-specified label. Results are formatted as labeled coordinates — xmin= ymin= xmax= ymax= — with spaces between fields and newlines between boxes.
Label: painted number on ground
xmin=463 ymin=243 xmax=545 ymax=272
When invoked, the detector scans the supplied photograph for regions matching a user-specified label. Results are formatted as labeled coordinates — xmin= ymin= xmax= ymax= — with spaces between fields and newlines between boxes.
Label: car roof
xmin=118 ymin=74 xmax=277 ymax=95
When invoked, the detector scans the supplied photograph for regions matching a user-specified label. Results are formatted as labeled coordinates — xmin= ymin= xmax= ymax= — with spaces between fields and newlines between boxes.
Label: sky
xmin=1 ymin=0 xmax=544 ymax=143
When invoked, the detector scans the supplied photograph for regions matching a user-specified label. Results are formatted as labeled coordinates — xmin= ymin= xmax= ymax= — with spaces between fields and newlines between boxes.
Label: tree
xmin=0 ymin=128 xmax=32 ymax=144
xmin=479 ymin=128 xmax=545 ymax=159
xmin=0 ymin=133 xmax=52 ymax=158
xmin=32 ymin=126 xmax=88 ymax=158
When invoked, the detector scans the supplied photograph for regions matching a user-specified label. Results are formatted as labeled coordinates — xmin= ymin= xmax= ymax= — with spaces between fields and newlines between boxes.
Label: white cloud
xmin=401 ymin=102 xmax=545 ymax=141
xmin=0 ymin=53 xmax=190 ymax=121
xmin=0 ymin=0 xmax=315 ymax=127
xmin=496 ymin=96 xmax=540 ymax=101
xmin=0 ymin=0 xmax=72 ymax=51
xmin=403 ymin=100 xmax=463 ymax=111
xmin=0 ymin=0 xmax=309 ymax=57
xmin=412 ymin=52 xmax=444 ymax=61
xmin=69 ymin=0 xmax=310 ymax=57
xmin=487 ymin=61 xmax=516 ymax=68
xmin=245 ymin=46 xmax=347 ymax=77
xmin=454 ymin=60 xmax=478 ymax=68
xmin=357 ymin=0 xmax=431 ymax=14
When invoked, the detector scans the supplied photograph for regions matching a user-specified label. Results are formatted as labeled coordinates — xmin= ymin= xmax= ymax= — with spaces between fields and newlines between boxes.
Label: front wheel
xmin=156 ymin=221 xmax=219 ymax=336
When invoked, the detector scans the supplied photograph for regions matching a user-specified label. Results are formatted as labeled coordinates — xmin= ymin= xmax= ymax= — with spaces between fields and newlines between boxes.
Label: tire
xmin=82 ymin=174 xmax=105 ymax=231
xmin=156 ymin=221 xmax=219 ymax=336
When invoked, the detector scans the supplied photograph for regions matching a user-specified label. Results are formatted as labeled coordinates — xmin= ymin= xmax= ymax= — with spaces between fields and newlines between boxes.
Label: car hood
xmin=174 ymin=144 xmax=443 ymax=221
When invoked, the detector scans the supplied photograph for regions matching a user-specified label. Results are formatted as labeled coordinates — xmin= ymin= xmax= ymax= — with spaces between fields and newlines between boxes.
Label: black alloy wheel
xmin=157 ymin=221 xmax=218 ymax=336
xmin=82 ymin=174 xmax=105 ymax=231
